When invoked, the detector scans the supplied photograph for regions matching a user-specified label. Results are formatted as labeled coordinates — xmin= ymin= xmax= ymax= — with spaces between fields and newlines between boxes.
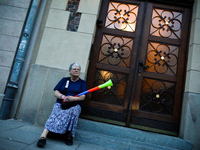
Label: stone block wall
xmin=17 ymin=0 xmax=101 ymax=125
xmin=0 ymin=0 xmax=31 ymax=106
xmin=180 ymin=0 xmax=200 ymax=149
xmin=35 ymin=0 xmax=101 ymax=73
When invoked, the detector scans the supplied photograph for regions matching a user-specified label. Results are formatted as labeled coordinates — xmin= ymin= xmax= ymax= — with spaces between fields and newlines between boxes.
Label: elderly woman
xmin=37 ymin=62 xmax=87 ymax=147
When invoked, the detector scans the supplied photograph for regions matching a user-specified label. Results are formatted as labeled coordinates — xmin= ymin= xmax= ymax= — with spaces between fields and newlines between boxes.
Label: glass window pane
xmin=105 ymin=2 xmax=139 ymax=32
xmin=145 ymin=42 xmax=179 ymax=76
xmin=98 ymin=34 xmax=133 ymax=67
xmin=150 ymin=8 xmax=182 ymax=39
xmin=90 ymin=70 xmax=127 ymax=107
xmin=139 ymin=78 xmax=175 ymax=116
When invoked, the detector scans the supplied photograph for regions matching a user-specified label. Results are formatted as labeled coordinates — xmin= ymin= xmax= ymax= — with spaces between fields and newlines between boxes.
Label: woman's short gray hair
xmin=69 ymin=62 xmax=81 ymax=71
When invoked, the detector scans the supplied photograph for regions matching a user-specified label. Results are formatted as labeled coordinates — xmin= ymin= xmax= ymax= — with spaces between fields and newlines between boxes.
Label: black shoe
xmin=37 ymin=137 xmax=46 ymax=147
xmin=65 ymin=132 xmax=73 ymax=146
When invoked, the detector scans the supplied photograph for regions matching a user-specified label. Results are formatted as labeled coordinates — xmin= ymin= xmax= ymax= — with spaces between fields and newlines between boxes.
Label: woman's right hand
xmin=63 ymin=96 xmax=73 ymax=102
xmin=63 ymin=96 xmax=67 ymax=103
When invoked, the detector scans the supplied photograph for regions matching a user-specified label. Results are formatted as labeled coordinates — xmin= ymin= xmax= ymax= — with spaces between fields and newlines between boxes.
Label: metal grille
xmin=90 ymin=70 xmax=127 ymax=106
xmin=145 ymin=42 xmax=179 ymax=76
xmin=150 ymin=8 xmax=182 ymax=39
xmin=98 ymin=34 xmax=133 ymax=67
xmin=139 ymin=78 xmax=175 ymax=116
xmin=105 ymin=2 xmax=139 ymax=32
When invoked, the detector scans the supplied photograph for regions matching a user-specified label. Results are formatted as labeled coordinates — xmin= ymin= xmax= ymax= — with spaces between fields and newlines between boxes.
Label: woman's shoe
xmin=65 ymin=132 xmax=73 ymax=146
xmin=65 ymin=137 xmax=73 ymax=146
xmin=37 ymin=137 xmax=46 ymax=147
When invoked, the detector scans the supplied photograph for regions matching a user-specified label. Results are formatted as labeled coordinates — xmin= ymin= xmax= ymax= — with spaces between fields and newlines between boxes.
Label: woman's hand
xmin=63 ymin=95 xmax=85 ymax=103
xmin=64 ymin=96 xmax=74 ymax=102
xmin=63 ymin=96 xmax=75 ymax=102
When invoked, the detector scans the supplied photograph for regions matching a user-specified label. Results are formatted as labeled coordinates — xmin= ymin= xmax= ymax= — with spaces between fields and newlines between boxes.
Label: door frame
xmin=81 ymin=0 xmax=192 ymax=136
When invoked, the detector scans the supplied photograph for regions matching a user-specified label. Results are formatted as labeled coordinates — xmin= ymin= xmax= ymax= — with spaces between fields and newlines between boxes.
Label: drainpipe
xmin=0 ymin=0 xmax=41 ymax=120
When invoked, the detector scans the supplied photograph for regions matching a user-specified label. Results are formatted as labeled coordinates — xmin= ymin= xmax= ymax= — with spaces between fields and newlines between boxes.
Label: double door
xmin=82 ymin=0 xmax=191 ymax=135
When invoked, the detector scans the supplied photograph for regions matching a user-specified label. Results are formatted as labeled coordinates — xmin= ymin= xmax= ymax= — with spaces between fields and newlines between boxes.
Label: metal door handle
xmin=138 ymin=61 xmax=149 ymax=73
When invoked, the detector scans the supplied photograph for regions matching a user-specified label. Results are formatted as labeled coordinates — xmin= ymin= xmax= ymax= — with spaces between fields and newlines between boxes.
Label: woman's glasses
xmin=72 ymin=68 xmax=80 ymax=71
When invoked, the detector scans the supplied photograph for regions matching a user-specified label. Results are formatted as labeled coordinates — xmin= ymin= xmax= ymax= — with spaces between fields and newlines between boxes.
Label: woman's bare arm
xmin=54 ymin=90 xmax=65 ymax=99
xmin=55 ymin=90 xmax=86 ymax=102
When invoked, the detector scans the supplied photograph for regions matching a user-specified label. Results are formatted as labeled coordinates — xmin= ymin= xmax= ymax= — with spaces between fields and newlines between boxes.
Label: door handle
xmin=138 ymin=60 xmax=149 ymax=73
xmin=96 ymin=19 xmax=103 ymax=28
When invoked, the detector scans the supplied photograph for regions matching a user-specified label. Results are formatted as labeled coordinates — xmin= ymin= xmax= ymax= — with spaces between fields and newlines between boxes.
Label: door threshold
xmin=129 ymin=124 xmax=178 ymax=136
xmin=80 ymin=114 xmax=126 ymax=126
xmin=80 ymin=114 xmax=177 ymax=136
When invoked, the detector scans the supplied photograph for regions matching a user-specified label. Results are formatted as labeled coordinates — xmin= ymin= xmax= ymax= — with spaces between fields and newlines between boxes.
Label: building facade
xmin=0 ymin=0 xmax=199 ymax=149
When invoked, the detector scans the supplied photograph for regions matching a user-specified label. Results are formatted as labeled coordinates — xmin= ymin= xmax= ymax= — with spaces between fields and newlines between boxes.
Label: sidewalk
xmin=0 ymin=119 xmax=112 ymax=150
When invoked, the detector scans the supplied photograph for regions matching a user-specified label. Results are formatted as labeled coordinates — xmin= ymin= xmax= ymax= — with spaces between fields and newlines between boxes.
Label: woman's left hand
xmin=63 ymin=95 xmax=85 ymax=102
xmin=65 ymin=96 xmax=75 ymax=102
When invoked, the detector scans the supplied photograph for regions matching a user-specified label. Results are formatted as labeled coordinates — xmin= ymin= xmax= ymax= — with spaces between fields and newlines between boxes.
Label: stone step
xmin=75 ymin=119 xmax=192 ymax=150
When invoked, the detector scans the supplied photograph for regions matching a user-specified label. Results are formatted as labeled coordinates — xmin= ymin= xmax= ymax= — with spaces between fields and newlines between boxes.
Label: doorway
xmin=82 ymin=0 xmax=191 ymax=135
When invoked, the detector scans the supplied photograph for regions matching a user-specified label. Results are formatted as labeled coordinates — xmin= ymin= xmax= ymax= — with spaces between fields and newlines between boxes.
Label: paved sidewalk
xmin=0 ymin=119 xmax=112 ymax=150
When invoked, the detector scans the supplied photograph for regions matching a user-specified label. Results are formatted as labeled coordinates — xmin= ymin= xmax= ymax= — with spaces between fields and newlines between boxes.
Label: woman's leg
xmin=40 ymin=128 xmax=49 ymax=138
xmin=37 ymin=129 xmax=49 ymax=147
xmin=37 ymin=103 xmax=58 ymax=147
xmin=69 ymin=105 xmax=81 ymax=137
xmin=65 ymin=105 xmax=81 ymax=146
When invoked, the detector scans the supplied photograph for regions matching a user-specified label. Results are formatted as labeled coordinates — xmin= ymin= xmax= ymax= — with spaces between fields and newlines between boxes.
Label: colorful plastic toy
xmin=74 ymin=79 xmax=113 ymax=97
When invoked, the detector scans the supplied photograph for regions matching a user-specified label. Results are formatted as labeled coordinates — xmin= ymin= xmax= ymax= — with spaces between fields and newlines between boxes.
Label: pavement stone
xmin=0 ymin=118 xmax=192 ymax=150
xmin=0 ymin=119 xmax=113 ymax=150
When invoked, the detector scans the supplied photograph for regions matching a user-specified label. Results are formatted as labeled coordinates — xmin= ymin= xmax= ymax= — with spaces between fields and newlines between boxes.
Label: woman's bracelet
xmin=60 ymin=94 xmax=63 ymax=99
xmin=63 ymin=96 xmax=66 ymax=103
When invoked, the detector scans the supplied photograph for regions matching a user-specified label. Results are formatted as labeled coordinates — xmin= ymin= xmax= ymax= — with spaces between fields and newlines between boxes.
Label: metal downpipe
xmin=0 ymin=0 xmax=41 ymax=120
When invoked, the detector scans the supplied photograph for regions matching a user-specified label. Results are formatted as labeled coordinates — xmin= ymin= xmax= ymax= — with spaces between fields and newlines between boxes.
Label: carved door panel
xmin=82 ymin=0 xmax=191 ymax=135
xmin=130 ymin=3 xmax=191 ymax=134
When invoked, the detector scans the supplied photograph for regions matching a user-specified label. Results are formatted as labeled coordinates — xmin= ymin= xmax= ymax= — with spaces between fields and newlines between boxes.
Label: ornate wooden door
xmin=82 ymin=0 xmax=191 ymax=135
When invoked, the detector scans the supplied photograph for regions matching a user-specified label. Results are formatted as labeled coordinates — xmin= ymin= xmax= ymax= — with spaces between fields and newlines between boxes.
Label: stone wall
xmin=35 ymin=0 xmax=101 ymax=73
xmin=0 ymin=0 xmax=31 ymax=107
xmin=17 ymin=0 xmax=101 ymax=125
xmin=66 ymin=0 xmax=81 ymax=31
xmin=180 ymin=0 xmax=200 ymax=149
